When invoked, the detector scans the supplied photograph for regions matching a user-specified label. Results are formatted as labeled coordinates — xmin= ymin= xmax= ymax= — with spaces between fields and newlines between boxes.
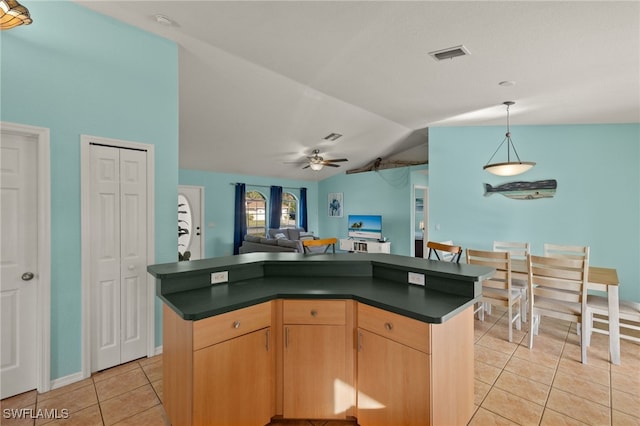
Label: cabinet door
xmin=357 ymin=329 xmax=430 ymax=426
xmin=193 ymin=328 xmax=272 ymax=426
xmin=283 ymin=325 xmax=346 ymax=419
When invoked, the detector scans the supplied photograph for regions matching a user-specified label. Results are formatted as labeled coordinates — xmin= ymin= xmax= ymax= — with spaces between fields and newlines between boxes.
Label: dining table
xmin=510 ymin=259 xmax=621 ymax=365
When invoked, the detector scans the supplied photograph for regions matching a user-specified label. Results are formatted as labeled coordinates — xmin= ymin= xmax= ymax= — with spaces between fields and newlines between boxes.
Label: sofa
xmin=238 ymin=227 xmax=317 ymax=254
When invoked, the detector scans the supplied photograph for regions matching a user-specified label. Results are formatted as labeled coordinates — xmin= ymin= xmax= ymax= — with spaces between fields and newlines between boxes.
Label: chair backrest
xmin=528 ymin=253 xmax=589 ymax=322
xmin=467 ymin=249 xmax=512 ymax=293
xmin=302 ymin=237 xmax=337 ymax=254
xmin=426 ymin=241 xmax=462 ymax=263
xmin=543 ymin=243 xmax=590 ymax=261
xmin=493 ymin=241 xmax=530 ymax=260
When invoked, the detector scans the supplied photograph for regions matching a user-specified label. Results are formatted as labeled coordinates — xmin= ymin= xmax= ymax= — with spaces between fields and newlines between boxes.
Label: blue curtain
xmin=300 ymin=187 xmax=308 ymax=231
xmin=269 ymin=186 xmax=282 ymax=230
xmin=233 ymin=183 xmax=247 ymax=255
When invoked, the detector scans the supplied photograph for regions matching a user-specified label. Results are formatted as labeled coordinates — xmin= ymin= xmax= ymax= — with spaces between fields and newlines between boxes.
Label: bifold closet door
xmin=90 ymin=144 xmax=147 ymax=372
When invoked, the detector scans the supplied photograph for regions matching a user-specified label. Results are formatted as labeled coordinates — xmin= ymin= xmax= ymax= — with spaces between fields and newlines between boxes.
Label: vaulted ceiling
xmin=77 ymin=1 xmax=640 ymax=181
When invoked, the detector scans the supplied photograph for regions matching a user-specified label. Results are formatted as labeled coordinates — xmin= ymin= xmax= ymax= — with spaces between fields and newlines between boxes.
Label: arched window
xmin=246 ymin=190 xmax=266 ymax=236
xmin=281 ymin=192 xmax=298 ymax=228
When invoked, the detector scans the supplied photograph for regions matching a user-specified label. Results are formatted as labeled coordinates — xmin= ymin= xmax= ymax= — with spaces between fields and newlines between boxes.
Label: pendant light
xmin=483 ymin=101 xmax=535 ymax=176
xmin=0 ymin=0 xmax=32 ymax=30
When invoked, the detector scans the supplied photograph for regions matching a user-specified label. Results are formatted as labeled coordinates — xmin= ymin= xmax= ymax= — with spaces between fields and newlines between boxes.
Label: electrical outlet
xmin=408 ymin=272 xmax=425 ymax=286
xmin=211 ymin=271 xmax=228 ymax=284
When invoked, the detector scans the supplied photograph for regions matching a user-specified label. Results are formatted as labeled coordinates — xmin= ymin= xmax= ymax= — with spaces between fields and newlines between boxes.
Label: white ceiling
xmin=76 ymin=1 xmax=640 ymax=181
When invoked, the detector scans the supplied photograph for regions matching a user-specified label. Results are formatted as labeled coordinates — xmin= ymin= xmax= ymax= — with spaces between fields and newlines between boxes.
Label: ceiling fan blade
xmin=323 ymin=158 xmax=348 ymax=163
xmin=324 ymin=163 xmax=340 ymax=167
xmin=302 ymin=164 xmax=310 ymax=169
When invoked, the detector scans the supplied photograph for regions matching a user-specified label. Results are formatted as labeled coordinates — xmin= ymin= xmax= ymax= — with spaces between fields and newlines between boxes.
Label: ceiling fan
xmin=302 ymin=149 xmax=348 ymax=171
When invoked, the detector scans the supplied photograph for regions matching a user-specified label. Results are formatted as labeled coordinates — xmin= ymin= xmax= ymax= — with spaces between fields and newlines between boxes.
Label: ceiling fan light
xmin=483 ymin=161 xmax=535 ymax=176
xmin=309 ymin=162 xmax=323 ymax=171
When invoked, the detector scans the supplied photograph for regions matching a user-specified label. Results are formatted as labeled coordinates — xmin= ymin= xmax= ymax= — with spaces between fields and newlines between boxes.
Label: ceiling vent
xmin=323 ymin=133 xmax=342 ymax=141
xmin=428 ymin=45 xmax=470 ymax=61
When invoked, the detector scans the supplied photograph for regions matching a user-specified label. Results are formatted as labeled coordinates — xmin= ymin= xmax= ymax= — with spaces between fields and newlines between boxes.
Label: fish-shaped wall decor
xmin=484 ymin=179 xmax=557 ymax=200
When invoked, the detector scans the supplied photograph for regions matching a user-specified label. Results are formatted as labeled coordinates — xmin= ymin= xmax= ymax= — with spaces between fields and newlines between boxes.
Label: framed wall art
xmin=328 ymin=192 xmax=343 ymax=217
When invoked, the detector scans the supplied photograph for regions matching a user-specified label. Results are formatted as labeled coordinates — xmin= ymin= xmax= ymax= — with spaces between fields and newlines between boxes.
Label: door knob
xmin=21 ymin=272 xmax=35 ymax=281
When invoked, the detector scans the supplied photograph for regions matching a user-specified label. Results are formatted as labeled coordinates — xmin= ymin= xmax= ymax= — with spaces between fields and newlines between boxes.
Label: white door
xmin=0 ymin=133 xmax=38 ymax=398
xmin=90 ymin=145 xmax=147 ymax=371
xmin=178 ymin=186 xmax=203 ymax=260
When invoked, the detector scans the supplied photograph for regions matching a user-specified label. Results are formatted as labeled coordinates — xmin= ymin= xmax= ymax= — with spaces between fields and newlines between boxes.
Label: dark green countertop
xmin=148 ymin=253 xmax=493 ymax=324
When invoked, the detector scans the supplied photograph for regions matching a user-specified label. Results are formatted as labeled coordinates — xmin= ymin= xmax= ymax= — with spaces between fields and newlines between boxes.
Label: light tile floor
xmin=2 ymin=307 xmax=638 ymax=425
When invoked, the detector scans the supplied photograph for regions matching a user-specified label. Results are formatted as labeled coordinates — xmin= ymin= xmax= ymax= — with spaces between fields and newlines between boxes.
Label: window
xmin=281 ymin=192 xmax=298 ymax=228
xmin=246 ymin=190 xmax=266 ymax=236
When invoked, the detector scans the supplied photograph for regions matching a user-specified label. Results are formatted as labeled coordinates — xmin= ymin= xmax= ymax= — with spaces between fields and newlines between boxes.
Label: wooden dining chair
xmin=585 ymin=296 xmax=640 ymax=345
xmin=467 ymin=249 xmax=521 ymax=342
xmin=302 ymin=237 xmax=337 ymax=254
xmin=493 ymin=241 xmax=530 ymax=321
xmin=426 ymin=241 xmax=462 ymax=263
xmin=528 ymin=252 xmax=590 ymax=364
xmin=543 ymin=243 xmax=590 ymax=261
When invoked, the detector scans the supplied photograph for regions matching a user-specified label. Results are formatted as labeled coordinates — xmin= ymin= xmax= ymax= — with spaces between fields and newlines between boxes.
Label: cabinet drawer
xmin=193 ymin=302 xmax=271 ymax=350
xmin=358 ymin=303 xmax=430 ymax=354
xmin=283 ymin=300 xmax=346 ymax=325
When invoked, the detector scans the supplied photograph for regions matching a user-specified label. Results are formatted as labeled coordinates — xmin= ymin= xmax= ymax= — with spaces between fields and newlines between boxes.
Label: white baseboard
xmin=49 ymin=348 xmax=163 ymax=391
xmin=50 ymin=371 xmax=85 ymax=390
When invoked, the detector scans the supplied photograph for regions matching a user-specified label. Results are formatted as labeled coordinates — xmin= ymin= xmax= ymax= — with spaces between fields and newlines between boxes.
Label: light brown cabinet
xmin=193 ymin=327 xmax=272 ymax=425
xmin=163 ymin=302 xmax=274 ymax=426
xmin=358 ymin=328 xmax=430 ymax=425
xmin=282 ymin=300 xmax=354 ymax=419
xmin=163 ymin=299 xmax=472 ymax=426
xmin=357 ymin=303 xmax=474 ymax=426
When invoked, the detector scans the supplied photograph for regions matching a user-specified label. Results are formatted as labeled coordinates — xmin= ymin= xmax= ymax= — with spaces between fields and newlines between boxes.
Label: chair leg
xmin=585 ymin=310 xmax=593 ymax=347
xmin=507 ymin=305 xmax=513 ymax=343
xmin=515 ymin=300 xmax=522 ymax=331
xmin=520 ymin=289 xmax=528 ymax=323
xmin=580 ymin=316 xmax=588 ymax=364
xmin=528 ymin=315 xmax=535 ymax=349
xmin=474 ymin=302 xmax=484 ymax=321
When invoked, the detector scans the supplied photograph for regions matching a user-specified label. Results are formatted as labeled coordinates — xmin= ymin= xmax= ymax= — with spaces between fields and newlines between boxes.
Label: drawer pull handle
xmin=310 ymin=310 xmax=318 ymax=317
xmin=384 ymin=322 xmax=393 ymax=331
xmin=233 ymin=321 xmax=241 ymax=329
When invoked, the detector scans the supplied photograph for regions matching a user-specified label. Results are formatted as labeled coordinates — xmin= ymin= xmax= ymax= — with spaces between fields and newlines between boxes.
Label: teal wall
xmin=429 ymin=124 xmax=640 ymax=302
xmin=318 ymin=165 xmax=428 ymax=255
xmin=179 ymin=170 xmax=319 ymax=257
xmin=1 ymin=2 xmax=179 ymax=380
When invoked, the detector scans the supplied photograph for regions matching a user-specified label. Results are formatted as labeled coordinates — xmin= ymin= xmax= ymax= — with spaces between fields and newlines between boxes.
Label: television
xmin=348 ymin=214 xmax=383 ymax=240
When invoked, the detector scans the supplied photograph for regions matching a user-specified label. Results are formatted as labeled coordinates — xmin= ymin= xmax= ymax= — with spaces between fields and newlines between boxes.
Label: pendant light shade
xmin=483 ymin=101 xmax=535 ymax=176
xmin=0 ymin=0 xmax=32 ymax=30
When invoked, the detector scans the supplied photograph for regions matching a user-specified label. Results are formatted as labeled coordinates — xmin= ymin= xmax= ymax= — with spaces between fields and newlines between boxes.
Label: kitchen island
xmin=148 ymin=253 xmax=492 ymax=426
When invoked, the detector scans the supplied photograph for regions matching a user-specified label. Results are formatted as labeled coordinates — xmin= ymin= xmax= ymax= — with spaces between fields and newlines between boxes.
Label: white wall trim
xmin=49 ymin=371 xmax=85 ymax=391
xmin=80 ymin=135 xmax=156 ymax=379
xmin=1 ymin=122 xmax=52 ymax=394
xmin=154 ymin=345 xmax=163 ymax=356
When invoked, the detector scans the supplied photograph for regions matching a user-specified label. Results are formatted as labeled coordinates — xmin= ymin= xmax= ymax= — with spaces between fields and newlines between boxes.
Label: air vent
xmin=428 ymin=45 xmax=470 ymax=61
xmin=323 ymin=133 xmax=342 ymax=141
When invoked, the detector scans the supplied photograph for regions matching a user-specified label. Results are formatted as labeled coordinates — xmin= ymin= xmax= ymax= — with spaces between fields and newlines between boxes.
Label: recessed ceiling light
xmin=499 ymin=81 xmax=516 ymax=87
xmin=154 ymin=14 xmax=175 ymax=26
